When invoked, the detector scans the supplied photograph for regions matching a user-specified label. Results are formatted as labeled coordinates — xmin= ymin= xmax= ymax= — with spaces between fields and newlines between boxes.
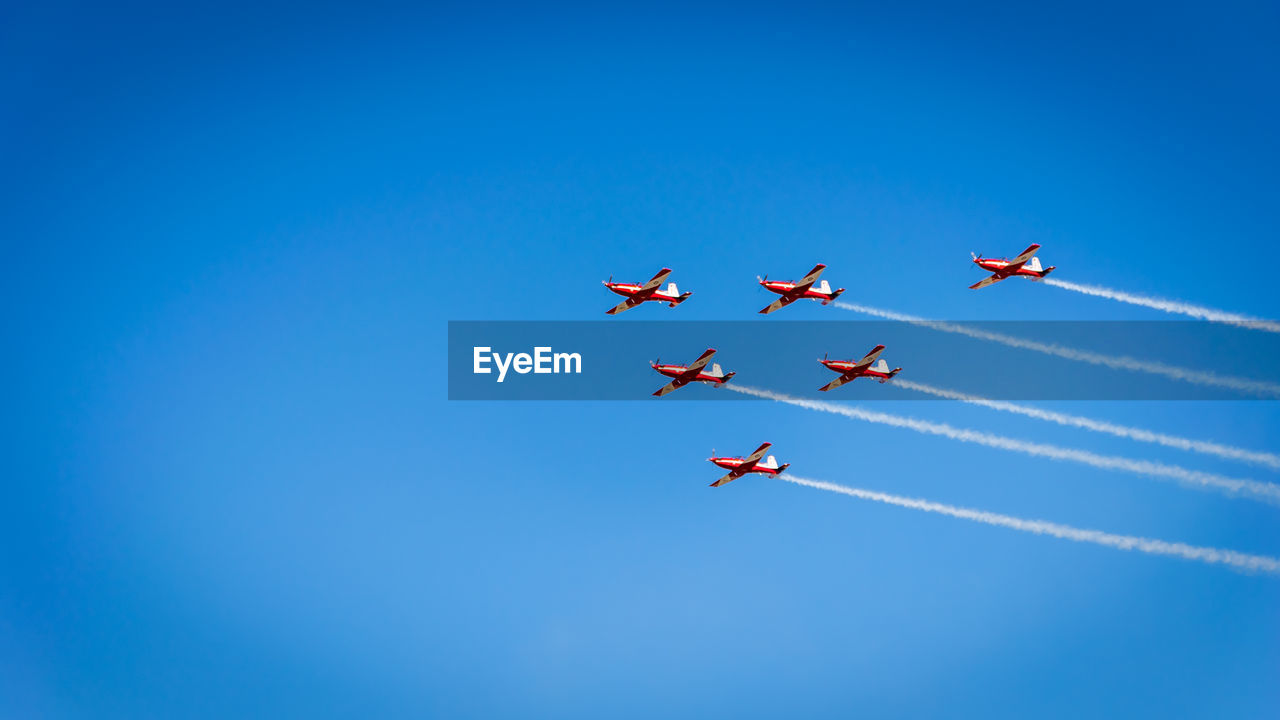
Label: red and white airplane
xmin=818 ymin=344 xmax=902 ymax=391
xmin=603 ymin=267 xmax=692 ymax=314
xmin=651 ymin=348 xmax=735 ymax=397
xmin=757 ymin=263 xmax=844 ymax=314
xmin=707 ymin=442 xmax=790 ymax=487
xmin=969 ymin=244 xmax=1055 ymax=289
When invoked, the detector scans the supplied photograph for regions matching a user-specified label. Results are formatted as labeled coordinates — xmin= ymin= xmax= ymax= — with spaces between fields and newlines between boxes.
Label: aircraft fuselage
xmin=973 ymin=257 xmax=1050 ymax=279
xmin=653 ymin=364 xmax=733 ymax=384
xmin=605 ymin=282 xmax=684 ymax=303
xmin=820 ymin=359 xmax=898 ymax=382
xmin=708 ymin=457 xmax=785 ymax=475
xmin=760 ymin=279 xmax=842 ymax=302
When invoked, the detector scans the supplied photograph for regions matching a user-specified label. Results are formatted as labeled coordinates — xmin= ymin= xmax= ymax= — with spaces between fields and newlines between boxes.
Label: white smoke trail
xmin=726 ymin=384 xmax=1280 ymax=505
xmin=1043 ymin=278 xmax=1280 ymax=334
xmin=893 ymin=378 xmax=1280 ymax=472
xmin=832 ymin=301 xmax=1280 ymax=398
xmin=782 ymin=474 xmax=1280 ymax=574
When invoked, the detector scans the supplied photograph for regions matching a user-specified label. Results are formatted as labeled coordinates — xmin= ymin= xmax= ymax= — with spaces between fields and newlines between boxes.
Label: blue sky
xmin=3 ymin=2 xmax=1279 ymax=717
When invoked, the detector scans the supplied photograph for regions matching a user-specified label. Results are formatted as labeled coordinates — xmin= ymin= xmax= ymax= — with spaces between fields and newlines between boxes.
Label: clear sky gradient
xmin=3 ymin=2 xmax=1279 ymax=717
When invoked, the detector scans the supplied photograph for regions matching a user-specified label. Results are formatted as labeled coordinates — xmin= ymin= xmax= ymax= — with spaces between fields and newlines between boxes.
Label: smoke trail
xmin=832 ymin=301 xmax=1280 ymax=398
xmin=782 ymin=474 xmax=1280 ymax=574
xmin=1043 ymin=278 xmax=1280 ymax=334
xmin=726 ymin=384 xmax=1280 ymax=505
xmin=893 ymin=378 xmax=1280 ymax=472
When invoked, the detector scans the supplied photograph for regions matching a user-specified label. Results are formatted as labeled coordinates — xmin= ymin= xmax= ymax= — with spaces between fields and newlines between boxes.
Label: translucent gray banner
xmin=448 ymin=321 xmax=1280 ymax=400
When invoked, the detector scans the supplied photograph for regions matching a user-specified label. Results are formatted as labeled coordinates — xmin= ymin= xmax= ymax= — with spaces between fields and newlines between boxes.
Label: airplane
xmin=603 ymin=267 xmax=692 ymax=314
xmin=707 ymin=442 xmax=790 ymax=487
xmin=969 ymin=244 xmax=1056 ymax=289
xmin=651 ymin=348 xmax=736 ymax=397
xmin=757 ymin=263 xmax=844 ymax=314
xmin=818 ymin=344 xmax=902 ymax=391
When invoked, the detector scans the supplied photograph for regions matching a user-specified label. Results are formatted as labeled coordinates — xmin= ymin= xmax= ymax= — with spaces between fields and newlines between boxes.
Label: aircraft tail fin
xmin=1026 ymin=257 xmax=1043 ymax=272
xmin=759 ymin=455 xmax=780 ymax=469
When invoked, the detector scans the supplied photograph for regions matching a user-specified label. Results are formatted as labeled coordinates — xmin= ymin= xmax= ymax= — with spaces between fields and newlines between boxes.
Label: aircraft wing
xmin=852 ymin=344 xmax=886 ymax=371
xmin=638 ymin=267 xmax=673 ymax=294
xmin=819 ymin=372 xmax=857 ymax=392
xmin=759 ymin=294 xmax=799 ymax=314
xmin=1007 ymin=244 xmax=1040 ymax=270
xmin=684 ymin=348 xmax=717 ymax=375
xmin=656 ymin=349 xmax=718 ymax=394
xmin=653 ymin=377 xmax=690 ymax=397
xmin=968 ymin=274 xmax=1006 ymax=290
xmin=741 ymin=442 xmax=772 ymax=467
xmin=709 ymin=469 xmax=745 ymax=487
xmin=606 ymin=296 xmax=647 ymax=314
xmin=796 ymin=263 xmax=826 ymax=289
